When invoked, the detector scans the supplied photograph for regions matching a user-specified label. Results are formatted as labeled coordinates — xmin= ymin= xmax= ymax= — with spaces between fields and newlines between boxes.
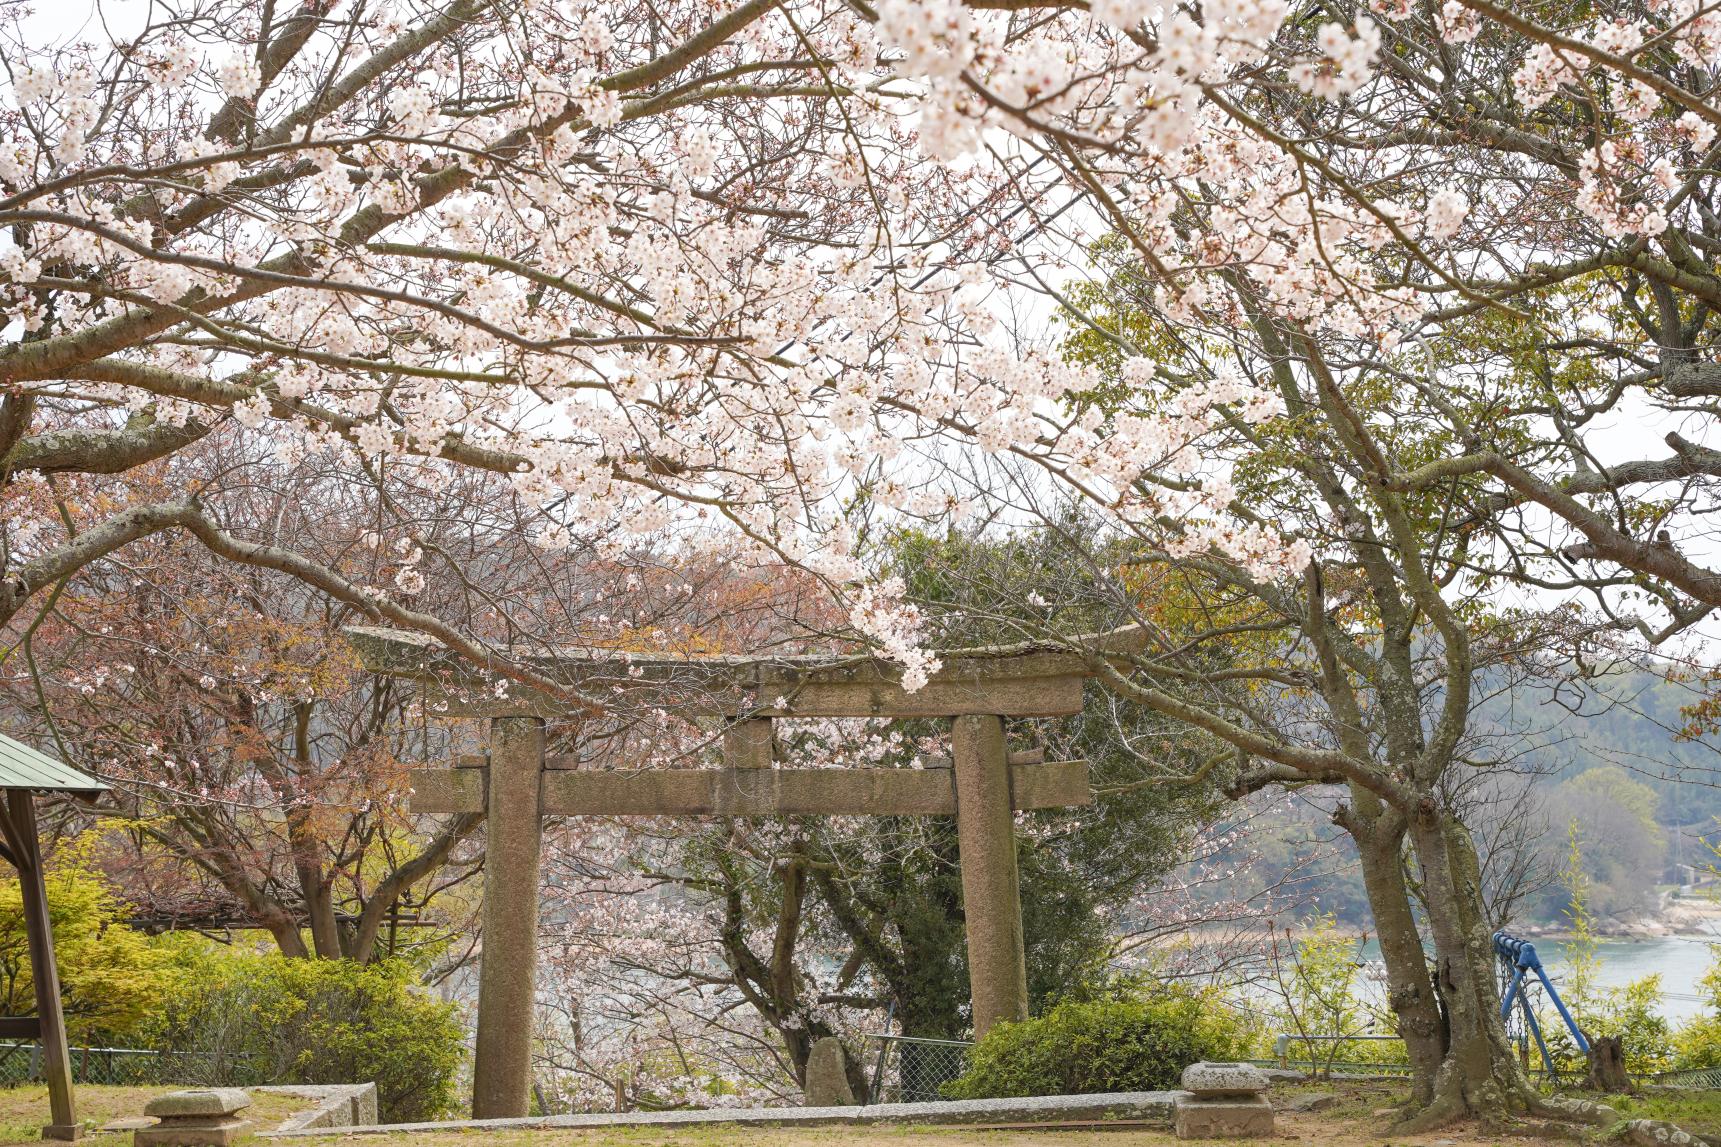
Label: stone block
xmin=803 ymin=1037 xmax=857 ymax=1107
xmin=138 ymin=1089 xmax=255 ymax=1147
xmin=143 ymin=1090 xmax=251 ymax=1119
xmin=1180 ymin=1062 xmax=1269 ymax=1097
xmin=352 ymin=1083 xmax=378 ymax=1127
xmin=134 ymin=1118 xmax=252 ymax=1147
xmin=1174 ymin=1094 xmax=1275 ymax=1139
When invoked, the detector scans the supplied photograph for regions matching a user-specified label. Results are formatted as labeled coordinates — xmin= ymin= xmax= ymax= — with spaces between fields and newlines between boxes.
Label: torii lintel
xmin=342 ymin=624 xmax=1146 ymax=719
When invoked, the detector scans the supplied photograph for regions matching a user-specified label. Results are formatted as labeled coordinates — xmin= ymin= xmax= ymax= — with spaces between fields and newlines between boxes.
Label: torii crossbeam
xmin=345 ymin=625 xmax=1139 ymax=1119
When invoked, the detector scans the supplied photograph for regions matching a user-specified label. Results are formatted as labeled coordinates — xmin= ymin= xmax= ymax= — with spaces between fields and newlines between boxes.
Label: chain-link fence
xmin=864 ymin=1034 xmax=971 ymax=1104
xmin=1646 ymin=1067 xmax=1721 ymax=1089
xmin=1260 ymin=1033 xmax=1414 ymax=1077
xmin=0 ymin=1043 xmax=270 ymax=1088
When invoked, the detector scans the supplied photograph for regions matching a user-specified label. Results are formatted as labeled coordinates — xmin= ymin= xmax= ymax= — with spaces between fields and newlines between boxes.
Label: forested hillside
xmin=1206 ymin=668 xmax=1721 ymax=932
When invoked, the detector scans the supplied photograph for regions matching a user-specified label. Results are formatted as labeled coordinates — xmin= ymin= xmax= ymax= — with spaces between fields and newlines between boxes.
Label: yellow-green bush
xmin=1538 ymin=828 xmax=1673 ymax=1074
xmin=1673 ymin=947 xmax=1721 ymax=1072
xmin=0 ymin=855 xmax=166 ymax=1043
xmin=1540 ymin=973 xmax=1674 ymax=1075
xmin=143 ymin=945 xmax=464 ymax=1122
xmin=940 ymin=983 xmax=1258 ymax=1099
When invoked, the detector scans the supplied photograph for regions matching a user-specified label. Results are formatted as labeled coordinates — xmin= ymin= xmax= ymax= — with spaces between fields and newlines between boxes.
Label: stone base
xmin=135 ymin=1118 xmax=252 ymax=1147
xmin=42 ymin=1122 xmax=82 ymax=1141
xmin=1174 ymin=1095 xmax=1274 ymax=1139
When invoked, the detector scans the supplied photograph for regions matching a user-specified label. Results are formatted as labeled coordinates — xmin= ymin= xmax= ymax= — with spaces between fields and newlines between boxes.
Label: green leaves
xmin=138 ymin=947 xmax=465 ymax=1122
xmin=941 ymin=982 xmax=1258 ymax=1099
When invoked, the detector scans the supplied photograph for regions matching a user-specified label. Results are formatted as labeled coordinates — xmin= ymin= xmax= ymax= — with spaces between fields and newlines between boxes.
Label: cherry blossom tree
xmin=838 ymin=0 xmax=1720 ymax=1126
xmin=5 ymin=0 xmax=1721 ymax=1129
xmin=0 ymin=450 xmax=512 ymax=958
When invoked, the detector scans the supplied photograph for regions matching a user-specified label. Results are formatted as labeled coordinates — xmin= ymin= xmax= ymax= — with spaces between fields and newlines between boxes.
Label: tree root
xmin=1497 ymin=1120 xmax=1591 ymax=1141
xmin=1388 ymin=1068 xmax=1625 ymax=1137
xmin=1611 ymin=1117 xmax=1712 ymax=1147
xmin=1389 ymin=1089 xmax=1471 ymax=1134
xmin=1519 ymin=1088 xmax=1621 ymax=1128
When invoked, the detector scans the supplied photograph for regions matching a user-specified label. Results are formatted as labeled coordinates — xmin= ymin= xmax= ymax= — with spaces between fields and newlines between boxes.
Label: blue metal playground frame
xmin=1494 ymin=930 xmax=1588 ymax=1074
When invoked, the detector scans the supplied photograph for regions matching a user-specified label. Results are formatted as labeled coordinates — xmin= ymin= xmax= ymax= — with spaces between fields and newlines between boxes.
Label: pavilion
xmin=0 ymin=731 xmax=107 ymax=1141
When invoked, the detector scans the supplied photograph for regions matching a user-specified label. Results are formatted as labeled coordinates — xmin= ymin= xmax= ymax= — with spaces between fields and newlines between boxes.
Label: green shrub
xmin=1542 ymin=973 xmax=1674 ymax=1075
xmin=1674 ymin=946 xmax=1721 ymax=1071
xmin=941 ymin=983 xmax=1258 ymax=1099
xmin=1675 ymin=1015 xmax=1721 ymax=1070
xmin=143 ymin=945 xmax=464 ymax=1122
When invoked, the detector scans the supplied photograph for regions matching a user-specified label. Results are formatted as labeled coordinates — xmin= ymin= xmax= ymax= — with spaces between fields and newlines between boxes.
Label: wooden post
xmin=3 ymin=792 xmax=79 ymax=1140
xmin=951 ymin=715 xmax=1028 ymax=1040
xmin=471 ymin=717 xmax=545 ymax=1119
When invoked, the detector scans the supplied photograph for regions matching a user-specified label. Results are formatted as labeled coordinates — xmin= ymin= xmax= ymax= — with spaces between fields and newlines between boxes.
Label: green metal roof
xmin=0 ymin=733 xmax=105 ymax=793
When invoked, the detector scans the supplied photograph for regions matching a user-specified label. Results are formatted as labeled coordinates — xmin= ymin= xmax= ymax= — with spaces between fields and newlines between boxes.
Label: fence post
xmin=868 ymin=1037 xmax=890 ymax=1105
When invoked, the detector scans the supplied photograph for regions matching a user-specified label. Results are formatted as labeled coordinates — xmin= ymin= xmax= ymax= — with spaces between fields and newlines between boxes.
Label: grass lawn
xmin=1594 ymin=1087 xmax=1721 ymax=1140
xmin=0 ymin=1085 xmax=308 ymax=1146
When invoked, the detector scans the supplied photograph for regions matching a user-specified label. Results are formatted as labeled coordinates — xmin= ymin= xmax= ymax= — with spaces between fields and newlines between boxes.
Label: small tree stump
xmin=1586 ymin=1035 xmax=1633 ymax=1093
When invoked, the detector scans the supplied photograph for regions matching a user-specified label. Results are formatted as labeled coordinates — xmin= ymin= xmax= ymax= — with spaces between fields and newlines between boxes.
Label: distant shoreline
xmin=1501 ymin=891 xmax=1721 ymax=942
xmin=1276 ymin=893 xmax=1721 ymax=944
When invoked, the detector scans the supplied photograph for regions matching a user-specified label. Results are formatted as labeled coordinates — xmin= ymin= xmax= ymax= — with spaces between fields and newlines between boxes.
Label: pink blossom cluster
xmin=848 ymin=578 xmax=943 ymax=692
xmin=1289 ymin=22 xmax=1381 ymax=101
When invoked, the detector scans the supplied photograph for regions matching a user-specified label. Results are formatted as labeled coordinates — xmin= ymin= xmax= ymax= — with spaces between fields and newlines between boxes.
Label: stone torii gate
xmin=345 ymin=625 xmax=1135 ymax=1120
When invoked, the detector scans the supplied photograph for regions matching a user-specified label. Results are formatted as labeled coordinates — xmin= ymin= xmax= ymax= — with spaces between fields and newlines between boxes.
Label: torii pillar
xmin=471 ymin=717 xmax=545 ymax=1119
xmin=952 ymin=714 xmax=1028 ymax=1034
xmin=344 ymin=624 xmax=1140 ymax=1118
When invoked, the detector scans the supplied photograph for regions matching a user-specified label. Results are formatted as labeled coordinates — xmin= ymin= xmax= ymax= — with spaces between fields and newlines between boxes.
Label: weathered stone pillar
xmin=951 ymin=714 xmax=1028 ymax=1039
xmin=723 ymin=717 xmax=773 ymax=770
xmin=471 ymin=716 xmax=545 ymax=1119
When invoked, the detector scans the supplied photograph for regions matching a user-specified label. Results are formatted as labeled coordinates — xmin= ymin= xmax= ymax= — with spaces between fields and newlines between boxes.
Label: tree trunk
xmin=1400 ymin=809 xmax=1518 ymax=1130
xmin=1344 ymin=791 xmax=1446 ymax=1106
xmin=258 ymin=902 xmax=312 ymax=957
xmin=286 ymin=702 xmax=344 ymax=959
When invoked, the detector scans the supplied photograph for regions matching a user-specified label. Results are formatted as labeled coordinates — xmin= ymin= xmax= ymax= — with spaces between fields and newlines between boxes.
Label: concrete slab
xmin=253 ymin=1084 xmax=380 ymax=1131
xmin=262 ymin=1090 xmax=1184 ymax=1137
xmin=98 ymin=1118 xmax=156 ymax=1133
